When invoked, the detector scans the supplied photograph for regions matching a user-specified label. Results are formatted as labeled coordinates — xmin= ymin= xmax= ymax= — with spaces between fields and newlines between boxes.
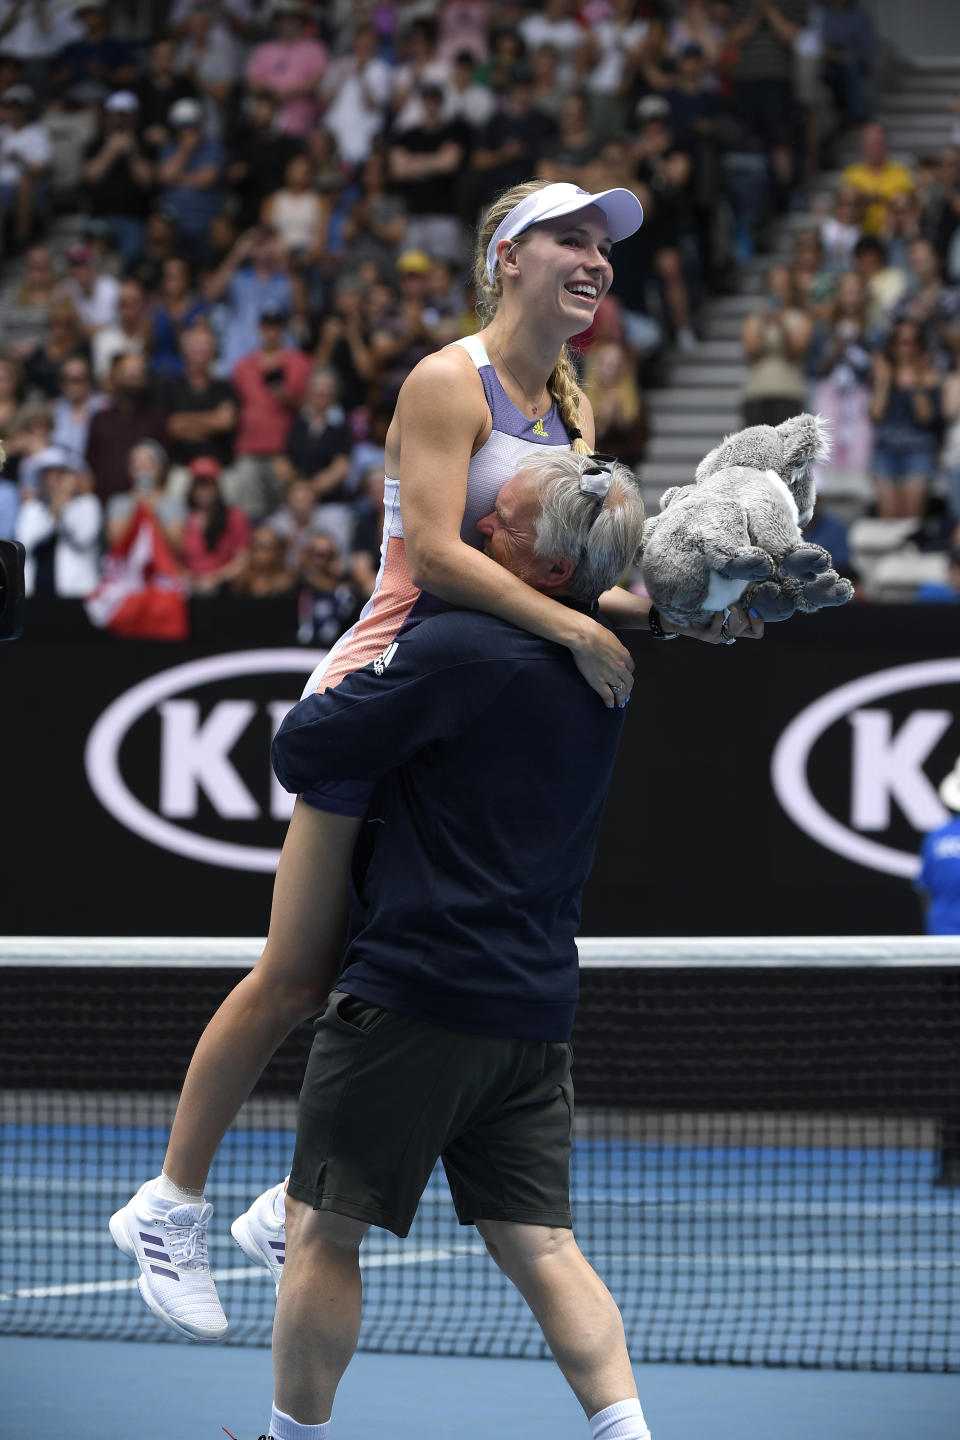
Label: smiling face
xmin=504 ymin=206 xmax=614 ymax=335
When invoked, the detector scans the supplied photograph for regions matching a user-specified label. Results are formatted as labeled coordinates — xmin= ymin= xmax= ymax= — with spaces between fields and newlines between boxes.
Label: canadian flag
xmin=85 ymin=502 xmax=189 ymax=640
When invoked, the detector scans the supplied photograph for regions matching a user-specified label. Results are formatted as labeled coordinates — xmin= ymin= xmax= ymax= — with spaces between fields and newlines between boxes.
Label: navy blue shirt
xmin=272 ymin=605 xmax=626 ymax=1042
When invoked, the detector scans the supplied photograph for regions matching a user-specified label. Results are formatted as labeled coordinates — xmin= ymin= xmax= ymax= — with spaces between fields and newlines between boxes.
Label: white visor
xmin=485 ymin=182 xmax=643 ymax=283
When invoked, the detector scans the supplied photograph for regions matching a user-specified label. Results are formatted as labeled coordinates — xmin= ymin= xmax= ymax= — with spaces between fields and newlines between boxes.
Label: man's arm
xmin=273 ymin=623 xmax=522 ymax=794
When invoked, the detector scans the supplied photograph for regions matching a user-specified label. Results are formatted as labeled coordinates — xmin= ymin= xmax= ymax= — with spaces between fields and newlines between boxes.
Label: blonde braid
xmin=548 ymin=345 xmax=591 ymax=456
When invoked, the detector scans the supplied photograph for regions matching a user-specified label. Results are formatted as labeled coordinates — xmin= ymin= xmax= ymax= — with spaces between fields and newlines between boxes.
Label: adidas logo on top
xmin=374 ymin=642 xmax=399 ymax=675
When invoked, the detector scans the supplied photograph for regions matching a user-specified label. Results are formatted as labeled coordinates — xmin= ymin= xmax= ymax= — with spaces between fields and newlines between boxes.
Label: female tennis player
xmin=109 ymin=178 xmax=760 ymax=1343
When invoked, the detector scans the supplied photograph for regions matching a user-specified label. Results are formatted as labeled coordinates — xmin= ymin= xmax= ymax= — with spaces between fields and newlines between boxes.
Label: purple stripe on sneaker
xmin=143 ymin=1248 xmax=170 ymax=1262
xmin=139 ymin=1232 xmax=163 ymax=1244
xmin=268 ymin=1242 xmax=284 ymax=1250
xmin=149 ymin=1264 xmax=180 ymax=1280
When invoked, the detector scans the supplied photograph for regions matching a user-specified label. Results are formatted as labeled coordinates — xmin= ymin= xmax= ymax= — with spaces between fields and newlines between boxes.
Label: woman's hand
xmin=671 ymin=604 xmax=765 ymax=644
xmin=570 ymin=616 xmax=636 ymax=708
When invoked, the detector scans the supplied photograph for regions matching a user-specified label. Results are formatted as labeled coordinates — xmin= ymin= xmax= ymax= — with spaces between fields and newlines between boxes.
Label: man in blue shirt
xmin=264 ymin=450 xmax=655 ymax=1440
xmin=917 ymin=758 xmax=960 ymax=934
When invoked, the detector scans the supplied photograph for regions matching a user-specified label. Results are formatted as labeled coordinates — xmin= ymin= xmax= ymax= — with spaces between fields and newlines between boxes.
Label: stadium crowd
xmin=0 ymin=0 xmax=958 ymax=636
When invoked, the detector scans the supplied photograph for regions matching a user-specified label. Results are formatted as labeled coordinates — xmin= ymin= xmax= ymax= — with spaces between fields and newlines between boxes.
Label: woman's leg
xmin=875 ymin=475 xmax=898 ymax=519
xmin=898 ymin=475 xmax=928 ymax=521
xmin=163 ymin=800 xmax=362 ymax=1192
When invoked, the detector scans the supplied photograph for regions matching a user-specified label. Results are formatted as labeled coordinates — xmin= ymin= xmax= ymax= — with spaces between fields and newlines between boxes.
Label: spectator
xmin=740 ymin=264 xmax=813 ymax=427
xmin=349 ymin=461 xmax=386 ymax=593
xmin=790 ymin=226 xmax=835 ymax=316
xmin=16 ymin=447 xmax=103 ymax=597
xmin=803 ymin=482 xmax=857 ymax=583
xmin=852 ymin=233 xmax=908 ymax=332
xmin=938 ymin=327 xmax=960 ymax=523
xmin=811 ymin=271 xmax=875 ymax=477
xmin=224 ymin=91 xmax=303 ymax=232
xmin=264 ymin=475 xmax=329 ymax=571
xmin=312 ymin=273 xmax=378 ymax=414
xmin=819 ymin=186 xmax=863 ymax=274
xmin=50 ymin=354 xmax=106 ymax=456
xmin=726 ymin=0 xmax=807 ymax=208
xmin=368 ymin=250 xmax=446 ymax=406
xmin=582 ymin=0 xmax=662 ymax=135
xmin=0 ymin=0 xmax=80 ymax=78
xmin=104 ymin=438 xmax=185 ymax=547
xmin=23 ymin=297 xmax=89 ymax=398
xmin=842 ymin=121 xmax=915 ymax=236
xmin=631 ymin=94 xmax=699 ymax=350
xmin=475 ymin=23 xmax=527 ymax=95
xmin=881 ymin=190 xmax=923 ymax=273
xmin=435 ymin=2 xmax=489 ymax=65
xmin=0 ymin=465 xmax=17 ymax=538
xmin=128 ymin=206 xmax=178 ymax=293
xmin=261 ymin=153 xmax=327 ymax=266
xmin=230 ymin=301 xmax=312 ymax=518
xmin=5 ymin=397 xmax=55 ymax=492
xmin=518 ymin=0 xmax=587 ymax=90
xmin=134 ymin=37 xmax=196 ymax=157
xmin=528 ymin=43 xmax=567 ymax=124
xmin=390 ymin=18 xmax=450 ymax=133
xmin=319 ymin=23 xmax=393 ymax=170
xmin=178 ymin=454 xmax=251 ymax=594
xmin=581 ymin=340 xmax=646 ymax=465
xmin=0 ymin=354 xmax=28 ymax=479
xmin=914 ymin=545 xmax=960 ymax=605
xmin=924 ymin=147 xmax=960 ymax=282
xmin=538 ymin=90 xmax=603 ymax=184
xmin=387 ymin=82 xmax=468 ymax=263
xmin=668 ymin=0 xmax=726 ymax=68
xmin=444 ymin=49 xmax=496 ymax=132
xmin=0 ymin=82 xmax=51 ymax=246
xmin=868 ymin=320 xmax=941 ymax=520
xmin=156 ymin=97 xmax=223 ymax=262
xmin=91 ymin=276 xmax=151 ymax=383
xmin=340 ymin=152 xmax=407 ymax=281
xmin=167 ymin=0 xmax=253 ymax=85
xmin=56 ymin=243 xmax=120 ymax=338
xmin=175 ymin=4 xmax=237 ymax=142
xmin=244 ymin=0 xmax=327 ymax=138
xmin=295 ymin=527 xmax=364 ymax=646
xmin=149 ymin=256 xmax=208 ymax=378
xmin=205 ymin=223 xmax=295 ymax=375
xmin=230 ymin=523 xmax=296 ymax=597
xmin=274 ymin=364 xmax=353 ymax=503
xmin=820 ymin=0 xmax=875 ymax=129
xmin=158 ymin=317 xmax=237 ymax=493
xmin=0 ymin=244 xmax=57 ymax=358
xmin=915 ymin=758 xmax=960 ymax=934
xmin=892 ymin=237 xmax=960 ymax=362
xmin=53 ymin=0 xmax=136 ymax=93
xmin=81 ymin=90 xmax=154 ymax=266
xmin=470 ymin=66 xmax=557 ymax=210
xmin=85 ymin=349 xmax=167 ymax=502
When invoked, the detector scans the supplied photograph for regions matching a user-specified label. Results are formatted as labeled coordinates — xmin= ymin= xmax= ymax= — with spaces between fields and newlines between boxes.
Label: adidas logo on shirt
xmin=374 ymin=642 xmax=399 ymax=675
xmin=532 ymin=418 xmax=547 ymax=438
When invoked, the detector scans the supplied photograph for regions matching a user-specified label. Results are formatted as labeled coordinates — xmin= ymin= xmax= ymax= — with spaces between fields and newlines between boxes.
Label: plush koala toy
xmin=640 ymin=412 xmax=855 ymax=629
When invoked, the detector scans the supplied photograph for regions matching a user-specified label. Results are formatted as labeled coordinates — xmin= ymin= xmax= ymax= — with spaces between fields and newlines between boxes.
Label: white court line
xmin=0 ymin=1243 xmax=486 ymax=1302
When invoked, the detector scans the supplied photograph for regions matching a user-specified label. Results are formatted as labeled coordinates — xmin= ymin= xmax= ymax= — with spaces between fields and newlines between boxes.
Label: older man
xmin=253 ymin=449 xmax=654 ymax=1440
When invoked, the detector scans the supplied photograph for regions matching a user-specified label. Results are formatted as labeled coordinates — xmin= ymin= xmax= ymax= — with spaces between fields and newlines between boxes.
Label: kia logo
xmin=85 ymin=649 xmax=323 ymax=872
xmin=771 ymin=658 xmax=960 ymax=878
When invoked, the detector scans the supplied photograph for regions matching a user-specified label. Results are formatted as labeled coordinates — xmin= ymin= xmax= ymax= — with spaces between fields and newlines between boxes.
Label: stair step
xmin=665 ymin=364 xmax=748 ymax=386
xmin=644 ymin=435 xmax=718 ymax=461
xmin=646 ymin=386 xmax=742 ymax=412
xmin=671 ymin=339 xmax=743 ymax=363
xmin=700 ymin=315 xmax=747 ymax=341
xmin=637 ymin=463 xmax=698 ymax=488
xmin=649 ymin=410 xmax=739 ymax=436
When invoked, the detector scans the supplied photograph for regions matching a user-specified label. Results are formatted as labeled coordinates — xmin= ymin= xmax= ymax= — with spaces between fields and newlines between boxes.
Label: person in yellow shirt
xmin=842 ymin=122 xmax=915 ymax=235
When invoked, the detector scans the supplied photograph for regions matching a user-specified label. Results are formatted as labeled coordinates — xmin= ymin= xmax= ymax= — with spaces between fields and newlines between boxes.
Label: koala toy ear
xmin=777 ymin=412 xmax=832 ymax=471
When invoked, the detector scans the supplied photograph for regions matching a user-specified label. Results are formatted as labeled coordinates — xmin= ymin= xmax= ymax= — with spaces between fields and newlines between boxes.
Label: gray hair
xmin=518 ymin=449 xmax=644 ymax=602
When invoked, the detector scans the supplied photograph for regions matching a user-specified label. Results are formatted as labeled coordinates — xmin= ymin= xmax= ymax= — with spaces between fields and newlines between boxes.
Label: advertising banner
xmin=4 ymin=600 xmax=957 ymax=937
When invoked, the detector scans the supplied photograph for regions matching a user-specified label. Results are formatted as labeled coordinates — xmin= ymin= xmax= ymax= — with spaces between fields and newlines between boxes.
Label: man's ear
xmin=541 ymin=554 xmax=576 ymax=591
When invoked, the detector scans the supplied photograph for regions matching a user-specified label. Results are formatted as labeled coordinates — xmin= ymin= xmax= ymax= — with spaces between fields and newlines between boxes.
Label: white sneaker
xmin=109 ymin=1179 xmax=228 ymax=1342
xmin=231 ymin=1180 xmax=287 ymax=1293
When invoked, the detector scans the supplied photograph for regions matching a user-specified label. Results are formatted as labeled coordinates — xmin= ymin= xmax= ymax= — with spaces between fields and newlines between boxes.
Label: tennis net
xmin=2 ymin=936 xmax=958 ymax=1371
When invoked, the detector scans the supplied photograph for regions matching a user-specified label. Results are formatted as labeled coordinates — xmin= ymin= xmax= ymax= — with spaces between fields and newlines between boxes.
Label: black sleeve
xmin=272 ymin=623 xmax=524 ymax=793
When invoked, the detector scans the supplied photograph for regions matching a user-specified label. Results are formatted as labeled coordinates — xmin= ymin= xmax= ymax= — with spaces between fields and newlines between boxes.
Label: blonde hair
xmin=473 ymin=179 xmax=591 ymax=457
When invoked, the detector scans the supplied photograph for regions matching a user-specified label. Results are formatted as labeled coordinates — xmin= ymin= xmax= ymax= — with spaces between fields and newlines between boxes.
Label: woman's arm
xmin=397 ymin=352 xmax=634 ymax=706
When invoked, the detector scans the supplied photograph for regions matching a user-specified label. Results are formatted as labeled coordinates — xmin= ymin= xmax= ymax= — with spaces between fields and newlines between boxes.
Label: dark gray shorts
xmin=287 ymin=991 xmax=574 ymax=1238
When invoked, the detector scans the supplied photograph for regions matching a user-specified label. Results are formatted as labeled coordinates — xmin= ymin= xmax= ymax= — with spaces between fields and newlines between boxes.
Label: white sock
xmin=152 ymin=1171 xmax=205 ymax=1207
xmin=269 ymin=1404 xmax=330 ymax=1439
xmin=589 ymin=1398 xmax=651 ymax=1440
